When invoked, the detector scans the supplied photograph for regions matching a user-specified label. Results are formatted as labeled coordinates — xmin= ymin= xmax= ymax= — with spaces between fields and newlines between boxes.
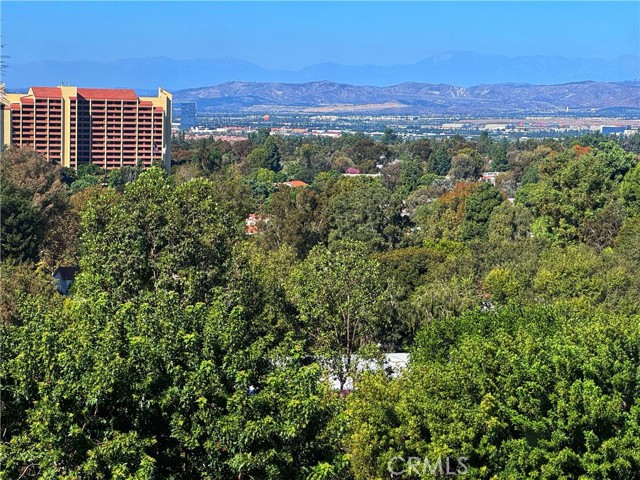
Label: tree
xmin=70 ymin=174 xmax=100 ymax=193
xmin=325 ymin=176 xmax=405 ymax=251
xmin=414 ymin=182 xmax=478 ymax=242
xmin=262 ymin=187 xmax=328 ymax=258
xmin=288 ymin=240 xmax=385 ymax=391
xmin=461 ymin=182 xmax=504 ymax=240
xmin=399 ymin=152 xmax=423 ymax=194
xmin=248 ymin=126 xmax=272 ymax=146
xmin=0 ymin=261 xmax=60 ymax=325
xmin=620 ymin=161 xmax=640 ymax=216
xmin=489 ymin=139 xmax=509 ymax=172
xmin=77 ymin=168 xmax=239 ymax=304
xmin=449 ymin=148 xmax=484 ymax=180
xmin=0 ymin=186 xmax=44 ymax=262
xmin=345 ymin=305 xmax=640 ymax=479
xmin=343 ymin=137 xmax=389 ymax=173
xmin=430 ymin=144 xmax=451 ymax=176
xmin=380 ymin=127 xmax=399 ymax=145
xmin=247 ymin=136 xmax=281 ymax=171
xmin=2 ymin=289 xmax=345 ymax=479
xmin=487 ymin=201 xmax=533 ymax=243
xmin=516 ymin=143 xmax=635 ymax=244
xmin=0 ymin=147 xmax=70 ymax=264
xmin=407 ymin=138 xmax=433 ymax=165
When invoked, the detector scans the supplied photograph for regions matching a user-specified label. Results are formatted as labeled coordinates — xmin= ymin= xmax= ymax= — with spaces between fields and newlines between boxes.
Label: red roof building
xmin=3 ymin=85 xmax=172 ymax=170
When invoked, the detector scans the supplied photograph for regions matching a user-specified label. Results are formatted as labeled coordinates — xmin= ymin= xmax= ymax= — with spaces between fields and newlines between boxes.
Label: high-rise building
xmin=2 ymin=86 xmax=172 ymax=170
xmin=180 ymin=102 xmax=197 ymax=130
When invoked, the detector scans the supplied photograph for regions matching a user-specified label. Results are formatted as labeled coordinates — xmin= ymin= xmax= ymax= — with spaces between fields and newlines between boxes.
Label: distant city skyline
xmin=2 ymin=1 xmax=639 ymax=71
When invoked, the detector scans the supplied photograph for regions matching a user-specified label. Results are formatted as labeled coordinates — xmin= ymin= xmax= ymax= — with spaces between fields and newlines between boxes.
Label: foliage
xmin=449 ymin=148 xmax=484 ymax=180
xmin=248 ymin=136 xmax=282 ymax=171
xmin=288 ymin=240 xmax=384 ymax=390
xmin=262 ymin=186 xmax=328 ymax=258
xmin=430 ymin=144 xmax=451 ymax=176
xmin=0 ymin=186 xmax=44 ymax=262
xmin=516 ymin=142 xmax=635 ymax=244
xmin=5 ymin=131 xmax=640 ymax=479
xmin=461 ymin=182 xmax=504 ymax=240
xmin=620 ymin=161 xmax=640 ymax=216
xmin=77 ymin=167 xmax=239 ymax=304
xmin=325 ymin=176 xmax=405 ymax=251
xmin=345 ymin=305 xmax=640 ymax=479
xmin=1 ymin=290 xmax=344 ymax=479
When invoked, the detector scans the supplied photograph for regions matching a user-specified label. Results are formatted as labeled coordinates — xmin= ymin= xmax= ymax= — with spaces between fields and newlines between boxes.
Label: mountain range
xmin=174 ymin=80 xmax=640 ymax=116
xmin=6 ymin=52 xmax=639 ymax=92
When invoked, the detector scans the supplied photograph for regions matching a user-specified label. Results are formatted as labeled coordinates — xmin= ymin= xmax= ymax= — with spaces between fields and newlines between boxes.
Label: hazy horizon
xmin=2 ymin=1 xmax=638 ymax=70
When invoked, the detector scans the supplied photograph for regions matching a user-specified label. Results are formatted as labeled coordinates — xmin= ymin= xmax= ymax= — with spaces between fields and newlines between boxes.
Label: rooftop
xmin=77 ymin=88 xmax=138 ymax=100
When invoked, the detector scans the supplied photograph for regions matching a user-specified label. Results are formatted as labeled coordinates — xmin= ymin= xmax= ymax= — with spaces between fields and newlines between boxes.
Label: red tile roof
xmin=77 ymin=88 xmax=138 ymax=100
xmin=286 ymin=180 xmax=309 ymax=188
xmin=31 ymin=87 xmax=63 ymax=98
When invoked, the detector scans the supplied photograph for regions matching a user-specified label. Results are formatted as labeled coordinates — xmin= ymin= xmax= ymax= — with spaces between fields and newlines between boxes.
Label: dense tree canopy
xmin=2 ymin=131 xmax=640 ymax=479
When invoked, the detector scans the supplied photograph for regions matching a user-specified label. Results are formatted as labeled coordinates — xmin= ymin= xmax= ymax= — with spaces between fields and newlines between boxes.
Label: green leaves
xmin=346 ymin=305 xmax=640 ymax=479
xmin=288 ymin=240 xmax=384 ymax=390
xmin=2 ymin=289 xmax=342 ymax=479
xmin=78 ymin=168 xmax=238 ymax=304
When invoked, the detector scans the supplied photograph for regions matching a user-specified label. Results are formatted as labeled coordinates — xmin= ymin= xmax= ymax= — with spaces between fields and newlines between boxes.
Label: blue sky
xmin=2 ymin=1 xmax=639 ymax=69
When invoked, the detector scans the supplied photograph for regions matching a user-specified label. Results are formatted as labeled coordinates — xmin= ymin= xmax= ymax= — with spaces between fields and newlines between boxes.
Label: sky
xmin=2 ymin=1 xmax=639 ymax=70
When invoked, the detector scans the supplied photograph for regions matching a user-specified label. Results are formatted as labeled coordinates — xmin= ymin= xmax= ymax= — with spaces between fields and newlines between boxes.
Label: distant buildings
xmin=601 ymin=125 xmax=628 ymax=135
xmin=180 ymin=102 xmax=197 ymax=130
xmin=283 ymin=180 xmax=309 ymax=188
xmin=2 ymin=86 xmax=172 ymax=170
xmin=245 ymin=213 xmax=270 ymax=235
xmin=480 ymin=171 xmax=500 ymax=185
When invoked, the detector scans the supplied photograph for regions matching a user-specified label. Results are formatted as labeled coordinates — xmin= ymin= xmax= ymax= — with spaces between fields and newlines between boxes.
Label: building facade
xmin=180 ymin=102 xmax=197 ymax=131
xmin=2 ymin=86 xmax=172 ymax=170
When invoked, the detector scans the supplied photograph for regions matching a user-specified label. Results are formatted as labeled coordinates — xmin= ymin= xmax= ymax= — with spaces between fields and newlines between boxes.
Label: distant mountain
xmin=6 ymin=52 xmax=639 ymax=91
xmin=173 ymin=80 xmax=640 ymax=115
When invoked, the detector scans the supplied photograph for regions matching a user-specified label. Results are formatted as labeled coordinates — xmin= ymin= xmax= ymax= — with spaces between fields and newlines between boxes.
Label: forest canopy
xmin=2 ymin=130 xmax=640 ymax=479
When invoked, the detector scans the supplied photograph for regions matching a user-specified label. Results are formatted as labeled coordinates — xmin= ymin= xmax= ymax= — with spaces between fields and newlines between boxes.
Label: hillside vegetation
xmin=2 ymin=130 xmax=640 ymax=479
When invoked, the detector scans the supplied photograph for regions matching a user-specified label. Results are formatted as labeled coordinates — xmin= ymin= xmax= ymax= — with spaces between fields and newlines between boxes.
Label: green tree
xmin=449 ymin=148 xmax=484 ymax=180
xmin=489 ymin=140 xmax=509 ymax=172
xmin=262 ymin=186 xmax=328 ymax=258
xmin=0 ymin=186 xmax=44 ymax=262
xmin=325 ymin=176 xmax=405 ymax=251
xmin=343 ymin=137 xmax=389 ymax=173
xmin=380 ymin=127 xmax=400 ymax=145
xmin=461 ymin=182 xmax=504 ymax=241
xmin=77 ymin=168 xmax=239 ymax=303
xmin=430 ymin=144 xmax=451 ymax=176
xmin=487 ymin=201 xmax=533 ymax=243
xmin=288 ymin=240 xmax=384 ymax=391
xmin=248 ymin=136 xmax=281 ymax=171
xmin=0 ymin=146 xmax=71 ymax=265
xmin=407 ymin=138 xmax=433 ymax=165
xmin=399 ymin=152 xmax=423 ymax=194
xmin=620 ymin=161 xmax=640 ymax=216
xmin=345 ymin=305 xmax=640 ymax=479
xmin=516 ymin=143 xmax=635 ymax=244
xmin=2 ymin=289 xmax=344 ymax=479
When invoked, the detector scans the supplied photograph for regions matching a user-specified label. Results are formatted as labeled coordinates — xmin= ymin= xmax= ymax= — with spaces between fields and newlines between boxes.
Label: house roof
xmin=53 ymin=266 xmax=79 ymax=281
xmin=285 ymin=180 xmax=309 ymax=188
